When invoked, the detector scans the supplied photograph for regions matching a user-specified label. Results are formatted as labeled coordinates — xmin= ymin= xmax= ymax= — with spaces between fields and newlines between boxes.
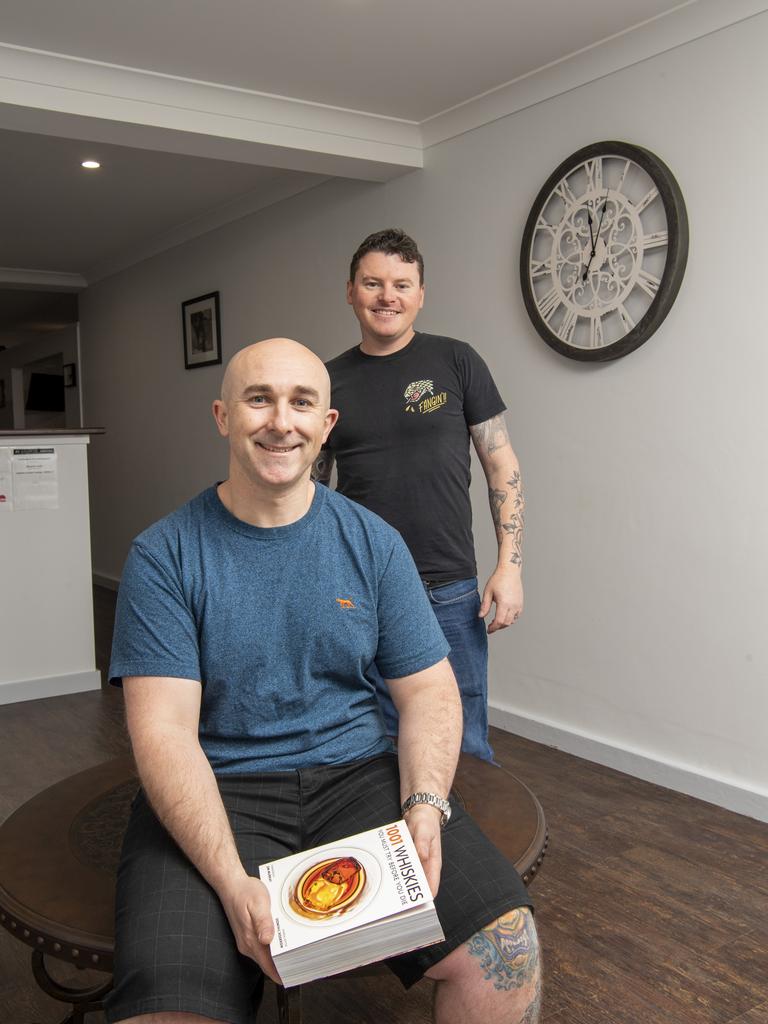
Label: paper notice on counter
xmin=0 ymin=448 xmax=12 ymax=510
xmin=12 ymin=448 xmax=59 ymax=510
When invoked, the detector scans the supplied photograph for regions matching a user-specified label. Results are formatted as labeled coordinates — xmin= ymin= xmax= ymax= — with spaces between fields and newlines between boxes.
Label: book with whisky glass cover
xmin=259 ymin=819 xmax=444 ymax=987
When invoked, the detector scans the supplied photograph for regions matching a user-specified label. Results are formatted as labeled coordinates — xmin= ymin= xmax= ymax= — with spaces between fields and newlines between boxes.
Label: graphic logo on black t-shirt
xmin=403 ymin=379 xmax=447 ymax=415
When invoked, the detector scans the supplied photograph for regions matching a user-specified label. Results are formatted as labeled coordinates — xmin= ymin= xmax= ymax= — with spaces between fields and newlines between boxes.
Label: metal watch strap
xmin=400 ymin=791 xmax=451 ymax=827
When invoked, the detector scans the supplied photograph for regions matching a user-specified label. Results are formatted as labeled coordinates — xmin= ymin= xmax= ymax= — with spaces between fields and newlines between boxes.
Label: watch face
xmin=520 ymin=141 xmax=688 ymax=361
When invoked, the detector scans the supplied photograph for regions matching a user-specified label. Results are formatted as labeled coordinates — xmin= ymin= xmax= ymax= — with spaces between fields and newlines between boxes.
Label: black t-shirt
xmin=325 ymin=332 xmax=505 ymax=582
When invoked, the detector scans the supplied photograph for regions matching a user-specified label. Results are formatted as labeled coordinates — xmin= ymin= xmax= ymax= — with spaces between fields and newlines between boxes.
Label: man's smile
xmin=257 ymin=441 xmax=301 ymax=453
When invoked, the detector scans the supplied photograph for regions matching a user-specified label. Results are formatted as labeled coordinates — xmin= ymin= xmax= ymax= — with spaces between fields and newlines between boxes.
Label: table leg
xmin=276 ymin=983 xmax=303 ymax=1024
xmin=31 ymin=950 xmax=112 ymax=1022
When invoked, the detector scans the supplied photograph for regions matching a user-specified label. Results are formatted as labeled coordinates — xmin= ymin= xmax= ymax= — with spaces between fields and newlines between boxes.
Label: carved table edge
xmin=0 ymin=894 xmax=113 ymax=971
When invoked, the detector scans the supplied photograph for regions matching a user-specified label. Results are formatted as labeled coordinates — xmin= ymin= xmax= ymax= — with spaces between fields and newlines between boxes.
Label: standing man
xmin=317 ymin=229 xmax=524 ymax=763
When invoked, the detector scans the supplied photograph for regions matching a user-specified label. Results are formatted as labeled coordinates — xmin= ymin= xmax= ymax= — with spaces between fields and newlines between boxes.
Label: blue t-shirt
xmin=109 ymin=484 xmax=449 ymax=773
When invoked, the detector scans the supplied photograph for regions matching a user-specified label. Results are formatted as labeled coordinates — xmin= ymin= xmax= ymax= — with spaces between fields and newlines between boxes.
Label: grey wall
xmin=80 ymin=13 xmax=768 ymax=815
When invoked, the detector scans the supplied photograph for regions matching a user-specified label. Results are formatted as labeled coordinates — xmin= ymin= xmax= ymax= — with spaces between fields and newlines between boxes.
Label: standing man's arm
xmin=387 ymin=657 xmax=463 ymax=898
xmin=311 ymin=448 xmax=335 ymax=485
xmin=469 ymin=413 xmax=525 ymax=634
xmin=123 ymin=675 xmax=281 ymax=983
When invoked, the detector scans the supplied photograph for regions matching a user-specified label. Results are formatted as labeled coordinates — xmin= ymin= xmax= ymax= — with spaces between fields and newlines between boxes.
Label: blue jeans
xmin=372 ymin=577 xmax=495 ymax=763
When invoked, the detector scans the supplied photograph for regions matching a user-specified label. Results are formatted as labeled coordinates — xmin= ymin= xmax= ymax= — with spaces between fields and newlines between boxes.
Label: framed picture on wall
xmin=182 ymin=291 xmax=222 ymax=370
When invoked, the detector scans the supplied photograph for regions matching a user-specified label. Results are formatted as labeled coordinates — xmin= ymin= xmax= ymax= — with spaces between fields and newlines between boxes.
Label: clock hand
xmin=583 ymin=193 xmax=610 ymax=281
xmin=595 ymin=190 xmax=609 ymax=238
xmin=582 ymin=209 xmax=597 ymax=281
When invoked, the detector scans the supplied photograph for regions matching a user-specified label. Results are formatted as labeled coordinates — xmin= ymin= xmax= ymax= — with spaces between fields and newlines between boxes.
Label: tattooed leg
xmin=467 ymin=908 xmax=539 ymax=991
xmin=521 ymin=975 xmax=542 ymax=1024
xmin=427 ymin=908 xmax=541 ymax=1024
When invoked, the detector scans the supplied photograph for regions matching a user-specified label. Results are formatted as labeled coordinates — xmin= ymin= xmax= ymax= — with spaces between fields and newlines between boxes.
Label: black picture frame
xmin=182 ymin=291 xmax=222 ymax=370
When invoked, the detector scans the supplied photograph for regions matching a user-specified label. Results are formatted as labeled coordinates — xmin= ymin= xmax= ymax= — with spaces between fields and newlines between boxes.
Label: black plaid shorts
xmin=105 ymin=753 xmax=532 ymax=1024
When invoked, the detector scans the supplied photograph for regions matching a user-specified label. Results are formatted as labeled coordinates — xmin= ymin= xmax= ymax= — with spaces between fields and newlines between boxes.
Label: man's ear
xmin=346 ymin=280 xmax=354 ymax=305
xmin=212 ymin=399 xmax=229 ymax=437
xmin=323 ymin=408 xmax=339 ymax=442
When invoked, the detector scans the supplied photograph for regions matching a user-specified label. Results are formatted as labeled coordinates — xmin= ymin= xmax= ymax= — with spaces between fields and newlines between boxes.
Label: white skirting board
xmin=489 ymin=704 xmax=768 ymax=825
xmin=0 ymin=670 xmax=102 ymax=706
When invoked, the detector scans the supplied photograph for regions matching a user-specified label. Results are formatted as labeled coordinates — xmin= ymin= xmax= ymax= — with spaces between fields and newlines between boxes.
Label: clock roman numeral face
xmin=520 ymin=142 xmax=688 ymax=361
xmin=530 ymin=155 xmax=667 ymax=347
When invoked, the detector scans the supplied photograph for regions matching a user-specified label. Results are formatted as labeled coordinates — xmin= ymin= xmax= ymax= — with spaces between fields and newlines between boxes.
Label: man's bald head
xmin=220 ymin=338 xmax=331 ymax=409
xmin=212 ymin=338 xmax=338 ymax=501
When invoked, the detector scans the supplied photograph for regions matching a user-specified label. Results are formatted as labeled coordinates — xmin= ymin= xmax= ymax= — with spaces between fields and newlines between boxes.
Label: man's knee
xmin=427 ymin=906 xmax=540 ymax=988
xmin=467 ymin=907 xmax=539 ymax=990
xmin=426 ymin=908 xmax=541 ymax=1022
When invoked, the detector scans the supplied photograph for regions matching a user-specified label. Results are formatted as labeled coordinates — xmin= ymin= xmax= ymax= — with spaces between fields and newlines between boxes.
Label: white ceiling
xmin=0 ymin=128 xmax=319 ymax=275
xmin=0 ymin=0 xmax=760 ymax=307
xmin=0 ymin=0 xmax=690 ymax=121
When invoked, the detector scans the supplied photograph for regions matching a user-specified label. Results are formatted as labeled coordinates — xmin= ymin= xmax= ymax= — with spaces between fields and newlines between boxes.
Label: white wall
xmin=80 ymin=14 xmax=768 ymax=817
xmin=0 ymin=434 xmax=101 ymax=703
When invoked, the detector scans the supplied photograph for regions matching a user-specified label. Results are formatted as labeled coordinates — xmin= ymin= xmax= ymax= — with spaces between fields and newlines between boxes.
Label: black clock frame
xmin=519 ymin=140 xmax=689 ymax=362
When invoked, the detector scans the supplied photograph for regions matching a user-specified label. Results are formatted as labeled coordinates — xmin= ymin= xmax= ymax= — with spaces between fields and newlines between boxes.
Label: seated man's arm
xmin=386 ymin=657 xmax=462 ymax=898
xmin=123 ymin=675 xmax=280 ymax=983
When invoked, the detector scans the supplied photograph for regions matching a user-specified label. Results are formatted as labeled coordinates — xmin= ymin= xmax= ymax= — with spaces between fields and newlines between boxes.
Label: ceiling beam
xmin=0 ymin=267 xmax=86 ymax=290
xmin=0 ymin=43 xmax=423 ymax=181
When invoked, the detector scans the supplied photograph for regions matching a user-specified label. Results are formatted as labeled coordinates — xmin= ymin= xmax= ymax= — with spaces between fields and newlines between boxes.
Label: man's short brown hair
xmin=349 ymin=228 xmax=424 ymax=285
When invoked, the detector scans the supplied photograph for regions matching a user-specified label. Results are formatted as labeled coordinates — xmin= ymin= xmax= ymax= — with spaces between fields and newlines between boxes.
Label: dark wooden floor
xmin=1 ymin=586 xmax=767 ymax=1024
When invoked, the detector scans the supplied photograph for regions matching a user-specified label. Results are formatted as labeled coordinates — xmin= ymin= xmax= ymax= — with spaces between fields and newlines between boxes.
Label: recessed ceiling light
xmin=81 ymin=159 xmax=101 ymax=169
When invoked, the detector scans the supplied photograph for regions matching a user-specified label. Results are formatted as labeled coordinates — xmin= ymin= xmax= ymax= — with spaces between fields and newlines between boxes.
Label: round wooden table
xmin=0 ymin=754 xmax=547 ymax=1023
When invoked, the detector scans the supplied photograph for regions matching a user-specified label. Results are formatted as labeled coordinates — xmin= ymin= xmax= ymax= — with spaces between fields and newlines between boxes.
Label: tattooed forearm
xmin=488 ymin=471 xmax=525 ymax=566
xmin=467 ymin=908 xmax=539 ymax=993
xmin=311 ymin=450 xmax=334 ymax=484
xmin=470 ymin=414 xmax=510 ymax=456
xmin=490 ymin=487 xmax=506 ymax=532
xmin=472 ymin=412 xmax=525 ymax=567
xmin=503 ymin=470 xmax=525 ymax=566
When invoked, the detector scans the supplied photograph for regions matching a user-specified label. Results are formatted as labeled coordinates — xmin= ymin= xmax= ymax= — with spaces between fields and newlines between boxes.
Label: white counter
xmin=0 ymin=431 xmax=102 ymax=704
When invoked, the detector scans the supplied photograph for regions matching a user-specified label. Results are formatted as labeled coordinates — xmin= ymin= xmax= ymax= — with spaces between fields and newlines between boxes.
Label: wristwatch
xmin=400 ymin=792 xmax=452 ymax=828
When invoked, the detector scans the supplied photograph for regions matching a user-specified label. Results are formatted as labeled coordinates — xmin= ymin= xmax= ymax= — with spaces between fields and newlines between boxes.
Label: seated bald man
xmin=106 ymin=339 xmax=539 ymax=1024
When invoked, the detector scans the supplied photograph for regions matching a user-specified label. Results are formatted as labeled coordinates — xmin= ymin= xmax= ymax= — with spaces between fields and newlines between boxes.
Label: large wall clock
xmin=520 ymin=140 xmax=688 ymax=361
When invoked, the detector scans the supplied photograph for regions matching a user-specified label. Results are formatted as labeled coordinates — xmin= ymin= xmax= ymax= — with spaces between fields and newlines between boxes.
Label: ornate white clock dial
xmin=520 ymin=142 xmax=688 ymax=361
